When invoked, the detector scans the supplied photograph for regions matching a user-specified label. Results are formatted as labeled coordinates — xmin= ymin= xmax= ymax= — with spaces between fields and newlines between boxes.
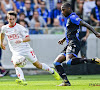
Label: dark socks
xmin=55 ymin=65 xmax=69 ymax=82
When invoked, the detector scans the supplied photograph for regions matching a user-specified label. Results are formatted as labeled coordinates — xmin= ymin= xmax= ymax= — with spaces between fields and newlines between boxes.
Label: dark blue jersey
xmin=37 ymin=8 xmax=50 ymax=23
xmin=65 ymin=12 xmax=82 ymax=43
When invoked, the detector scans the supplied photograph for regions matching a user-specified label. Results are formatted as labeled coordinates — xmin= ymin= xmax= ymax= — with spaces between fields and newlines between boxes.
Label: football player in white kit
xmin=0 ymin=11 xmax=60 ymax=85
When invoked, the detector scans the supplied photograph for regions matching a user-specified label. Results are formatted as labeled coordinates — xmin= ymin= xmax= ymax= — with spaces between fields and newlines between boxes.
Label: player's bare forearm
xmin=1 ymin=33 xmax=5 ymax=44
xmin=23 ymin=36 xmax=30 ymax=42
xmin=80 ymin=20 xmax=98 ymax=35
xmin=83 ymin=29 xmax=89 ymax=40
xmin=0 ymin=33 xmax=6 ymax=50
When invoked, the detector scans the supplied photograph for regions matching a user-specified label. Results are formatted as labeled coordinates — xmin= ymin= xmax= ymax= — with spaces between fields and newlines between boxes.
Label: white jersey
xmin=1 ymin=23 xmax=33 ymax=55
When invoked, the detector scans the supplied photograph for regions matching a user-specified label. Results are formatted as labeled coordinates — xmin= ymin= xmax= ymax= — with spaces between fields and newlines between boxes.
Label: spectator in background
xmin=76 ymin=12 xmax=90 ymax=58
xmin=53 ymin=18 xmax=61 ymax=27
xmin=49 ymin=18 xmax=64 ymax=34
xmin=71 ymin=0 xmax=76 ymax=12
xmin=33 ymin=0 xmax=42 ymax=9
xmin=43 ymin=0 xmax=58 ymax=11
xmin=50 ymin=1 xmax=62 ymax=25
xmin=79 ymin=26 xmax=89 ymax=58
xmin=1 ymin=0 xmax=17 ymax=19
xmin=30 ymin=21 xmax=43 ymax=34
xmin=17 ymin=13 xmax=29 ymax=27
xmin=18 ymin=20 xmax=29 ymax=29
xmin=29 ymin=11 xmax=47 ymax=30
xmin=0 ymin=20 xmax=9 ymax=77
xmin=90 ymin=0 xmax=100 ymax=26
xmin=57 ymin=15 xmax=66 ymax=27
xmin=77 ymin=0 xmax=85 ymax=15
xmin=37 ymin=1 xmax=51 ymax=26
xmin=0 ymin=14 xmax=3 ymax=21
xmin=0 ymin=1 xmax=3 ymax=21
xmin=21 ymin=0 xmax=34 ymax=20
xmin=14 ymin=0 xmax=25 ymax=14
xmin=83 ymin=0 xmax=95 ymax=23
xmin=3 ymin=16 xmax=8 ymax=25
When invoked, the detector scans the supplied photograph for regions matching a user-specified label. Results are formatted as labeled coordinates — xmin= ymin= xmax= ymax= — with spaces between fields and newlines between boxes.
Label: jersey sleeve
xmin=70 ymin=15 xmax=82 ymax=25
xmin=1 ymin=26 xmax=6 ymax=34
xmin=20 ymin=26 xmax=29 ymax=38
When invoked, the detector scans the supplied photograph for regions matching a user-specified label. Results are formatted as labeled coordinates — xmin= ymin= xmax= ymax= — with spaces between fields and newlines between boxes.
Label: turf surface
xmin=0 ymin=75 xmax=100 ymax=90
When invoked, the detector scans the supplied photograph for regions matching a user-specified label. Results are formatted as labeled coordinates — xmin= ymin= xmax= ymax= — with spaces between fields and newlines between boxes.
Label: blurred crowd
xmin=0 ymin=0 xmax=100 ymax=34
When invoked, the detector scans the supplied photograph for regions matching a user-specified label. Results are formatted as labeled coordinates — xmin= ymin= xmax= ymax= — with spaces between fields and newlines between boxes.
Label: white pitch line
xmin=0 ymin=79 xmax=13 ymax=81
xmin=0 ymin=84 xmax=17 ymax=86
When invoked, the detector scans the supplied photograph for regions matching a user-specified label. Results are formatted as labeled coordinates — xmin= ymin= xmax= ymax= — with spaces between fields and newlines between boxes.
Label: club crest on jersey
xmin=76 ymin=18 xmax=80 ymax=21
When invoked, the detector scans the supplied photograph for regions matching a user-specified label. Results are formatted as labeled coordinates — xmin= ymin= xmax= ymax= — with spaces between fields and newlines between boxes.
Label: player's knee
xmin=53 ymin=62 xmax=61 ymax=66
xmin=14 ymin=64 xmax=18 ymax=67
xmin=35 ymin=64 xmax=42 ymax=69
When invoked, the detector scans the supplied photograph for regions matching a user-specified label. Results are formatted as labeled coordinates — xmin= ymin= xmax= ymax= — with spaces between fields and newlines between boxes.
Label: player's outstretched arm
xmin=80 ymin=20 xmax=100 ymax=38
xmin=23 ymin=36 xmax=30 ymax=42
xmin=0 ymin=33 xmax=6 ymax=50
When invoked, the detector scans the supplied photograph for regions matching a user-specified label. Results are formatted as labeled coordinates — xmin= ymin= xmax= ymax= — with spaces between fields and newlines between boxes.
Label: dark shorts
xmin=61 ymin=40 xmax=81 ymax=57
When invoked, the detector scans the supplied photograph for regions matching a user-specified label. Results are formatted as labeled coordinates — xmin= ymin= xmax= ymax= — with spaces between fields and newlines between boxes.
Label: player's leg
xmin=65 ymin=54 xmax=100 ymax=65
xmin=14 ymin=65 xmax=27 ymax=86
xmin=65 ymin=43 xmax=100 ymax=65
xmin=53 ymin=54 xmax=71 ymax=86
xmin=53 ymin=45 xmax=71 ymax=86
xmin=65 ymin=55 xmax=98 ymax=66
xmin=70 ymin=57 xmax=100 ymax=65
xmin=26 ymin=50 xmax=60 ymax=80
xmin=32 ymin=61 xmax=60 ymax=80
xmin=33 ymin=61 xmax=54 ymax=73
xmin=12 ymin=55 xmax=27 ymax=85
xmin=14 ymin=65 xmax=25 ymax=81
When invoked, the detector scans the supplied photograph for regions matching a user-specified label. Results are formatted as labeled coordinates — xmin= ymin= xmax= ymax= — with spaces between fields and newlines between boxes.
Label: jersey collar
xmin=67 ymin=12 xmax=76 ymax=19
xmin=8 ymin=23 xmax=16 ymax=28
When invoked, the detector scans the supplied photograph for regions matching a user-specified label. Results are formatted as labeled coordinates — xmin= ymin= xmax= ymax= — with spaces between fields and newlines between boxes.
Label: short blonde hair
xmin=7 ymin=11 xmax=17 ymax=18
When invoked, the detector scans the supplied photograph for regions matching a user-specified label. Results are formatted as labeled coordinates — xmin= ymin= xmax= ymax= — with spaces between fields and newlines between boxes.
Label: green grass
xmin=0 ymin=75 xmax=100 ymax=90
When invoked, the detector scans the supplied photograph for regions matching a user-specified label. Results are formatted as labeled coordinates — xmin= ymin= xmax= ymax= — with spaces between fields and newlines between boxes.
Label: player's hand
xmin=58 ymin=39 xmax=65 ymax=45
xmin=15 ymin=40 xmax=22 ymax=44
xmin=96 ymin=33 xmax=100 ymax=38
xmin=81 ymin=37 xmax=87 ymax=41
xmin=1 ymin=43 xmax=6 ymax=50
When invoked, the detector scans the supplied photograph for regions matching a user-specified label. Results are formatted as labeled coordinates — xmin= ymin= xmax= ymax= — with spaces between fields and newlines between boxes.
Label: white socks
xmin=41 ymin=63 xmax=54 ymax=74
xmin=15 ymin=64 xmax=54 ymax=80
xmin=15 ymin=67 xmax=25 ymax=80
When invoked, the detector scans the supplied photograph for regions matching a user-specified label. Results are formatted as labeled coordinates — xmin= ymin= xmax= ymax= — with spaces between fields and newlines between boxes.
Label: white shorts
xmin=11 ymin=50 xmax=38 ymax=65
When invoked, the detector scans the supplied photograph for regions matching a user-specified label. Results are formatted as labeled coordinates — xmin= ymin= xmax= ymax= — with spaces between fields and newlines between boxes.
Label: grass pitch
xmin=0 ymin=74 xmax=100 ymax=90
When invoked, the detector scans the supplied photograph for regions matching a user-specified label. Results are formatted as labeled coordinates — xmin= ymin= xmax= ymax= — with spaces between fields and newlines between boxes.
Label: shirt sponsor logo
xmin=7 ymin=34 xmax=19 ymax=40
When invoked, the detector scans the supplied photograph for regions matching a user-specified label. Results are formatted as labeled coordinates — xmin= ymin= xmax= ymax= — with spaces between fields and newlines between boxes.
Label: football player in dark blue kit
xmin=53 ymin=2 xmax=100 ymax=86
